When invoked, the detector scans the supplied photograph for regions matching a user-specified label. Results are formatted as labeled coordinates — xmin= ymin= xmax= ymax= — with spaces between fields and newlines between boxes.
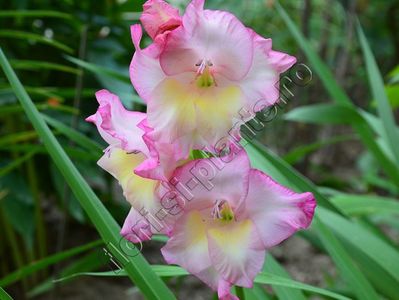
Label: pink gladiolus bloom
xmin=161 ymin=151 xmax=316 ymax=298
xmin=130 ymin=0 xmax=297 ymax=158
xmin=140 ymin=0 xmax=182 ymax=42
xmin=87 ymin=2 xmax=316 ymax=298
xmin=86 ymin=89 xmax=181 ymax=241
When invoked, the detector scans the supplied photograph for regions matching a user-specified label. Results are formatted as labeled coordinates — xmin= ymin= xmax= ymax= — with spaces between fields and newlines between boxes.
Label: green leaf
xmin=0 ymin=48 xmax=175 ymax=300
xmin=42 ymin=114 xmax=103 ymax=155
xmin=54 ymin=265 xmax=349 ymax=300
xmin=384 ymin=85 xmax=399 ymax=109
xmin=285 ymin=104 xmax=360 ymax=125
xmin=0 ymin=30 xmax=73 ymax=54
xmin=151 ymin=234 xmax=169 ymax=243
xmin=357 ymin=23 xmax=399 ymax=167
xmin=64 ymin=56 xmax=130 ymax=84
xmin=54 ymin=265 xmax=190 ymax=282
xmin=0 ymin=149 xmax=38 ymax=178
xmin=50 ymin=164 xmax=85 ymax=223
xmin=275 ymin=1 xmax=399 ymax=185
xmin=0 ymin=173 xmax=35 ymax=248
xmin=283 ymin=135 xmax=353 ymax=164
xmin=313 ymin=216 xmax=379 ymax=300
xmin=0 ymin=10 xmax=73 ymax=20
xmin=0 ymin=131 xmax=38 ymax=147
xmin=0 ymin=86 xmax=64 ymax=101
xmin=0 ymin=287 xmax=13 ymax=300
xmin=284 ymin=104 xmax=399 ymax=179
xmin=27 ymin=250 xmax=106 ymax=298
xmin=263 ymin=255 xmax=306 ymax=300
xmin=247 ymin=141 xmax=339 ymax=212
xmin=64 ymin=56 xmax=143 ymax=105
xmin=0 ymin=103 xmax=79 ymax=116
xmin=247 ymin=142 xmax=399 ymax=297
xmin=0 ymin=240 xmax=102 ymax=287
xmin=243 ymin=284 xmax=271 ymax=300
xmin=274 ymin=1 xmax=351 ymax=106
xmin=10 ymin=59 xmax=80 ymax=75
xmin=340 ymin=240 xmax=399 ymax=299
xmin=331 ymin=194 xmax=399 ymax=216
xmin=0 ymin=144 xmax=98 ymax=161
xmin=318 ymin=206 xmax=399 ymax=282
xmin=254 ymin=272 xmax=350 ymax=300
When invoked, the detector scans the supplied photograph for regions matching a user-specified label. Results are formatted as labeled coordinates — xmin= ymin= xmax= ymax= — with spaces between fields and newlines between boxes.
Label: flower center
xmin=195 ymin=59 xmax=215 ymax=88
xmin=212 ymin=200 xmax=235 ymax=222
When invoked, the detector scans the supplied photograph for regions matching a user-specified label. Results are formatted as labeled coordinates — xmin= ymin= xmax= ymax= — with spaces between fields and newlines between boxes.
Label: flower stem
xmin=235 ymin=286 xmax=245 ymax=300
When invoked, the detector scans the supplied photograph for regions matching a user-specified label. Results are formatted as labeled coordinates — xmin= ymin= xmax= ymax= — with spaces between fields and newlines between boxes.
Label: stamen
xmin=195 ymin=59 xmax=214 ymax=74
xmin=194 ymin=59 xmax=215 ymax=88
xmin=212 ymin=199 xmax=224 ymax=219
xmin=196 ymin=60 xmax=207 ymax=75
xmin=212 ymin=200 xmax=235 ymax=222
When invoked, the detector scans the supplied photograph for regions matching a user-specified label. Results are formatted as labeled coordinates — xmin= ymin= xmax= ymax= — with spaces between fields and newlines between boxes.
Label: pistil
xmin=195 ymin=60 xmax=215 ymax=88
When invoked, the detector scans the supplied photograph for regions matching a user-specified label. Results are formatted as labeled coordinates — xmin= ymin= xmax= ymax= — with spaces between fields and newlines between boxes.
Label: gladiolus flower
xmin=86 ymin=89 xmax=182 ymax=241
xmin=87 ymin=1 xmax=316 ymax=298
xmin=130 ymin=0 xmax=296 ymax=158
xmin=140 ymin=0 xmax=182 ymax=42
xmin=161 ymin=151 xmax=316 ymax=298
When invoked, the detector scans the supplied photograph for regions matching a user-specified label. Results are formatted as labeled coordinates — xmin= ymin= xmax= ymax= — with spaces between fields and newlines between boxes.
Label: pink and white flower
xmin=86 ymin=89 xmax=182 ymax=241
xmin=140 ymin=0 xmax=182 ymax=43
xmin=161 ymin=151 xmax=316 ymax=298
xmin=87 ymin=2 xmax=316 ymax=298
xmin=130 ymin=0 xmax=296 ymax=158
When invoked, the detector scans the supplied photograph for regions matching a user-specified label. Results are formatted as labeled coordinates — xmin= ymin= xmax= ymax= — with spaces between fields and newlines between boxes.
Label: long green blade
xmin=331 ymin=194 xmax=399 ymax=216
xmin=247 ymin=142 xmax=399 ymax=295
xmin=263 ymin=255 xmax=306 ymax=300
xmin=10 ymin=59 xmax=80 ymax=75
xmin=254 ymin=272 xmax=351 ymax=300
xmin=0 ymin=48 xmax=175 ymax=300
xmin=54 ymin=265 xmax=189 ymax=282
xmin=0 ymin=148 xmax=38 ymax=178
xmin=65 ymin=56 xmax=131 ymax=83
xmin=357 ymin=23 xmax=399 ymax=167
xmin=313 ymin=216 xmax=379 ymax=300
xmin=42 ymin=114 xmax=103 ymax=155
xmin=0 ymin=287 xmax=13 ymax=300
xmin=0 ymin=10 xmax=73 ymax=19
xmin=0 ymin=30 xmax=73 ymax=53
xmin=0 ymin=240 xmax=102 ymax=287
xmin=318 ymin=207 xmax=399 ymax=282
xmin=275 ymin=1 xmax=399 ymax=184
xmin=52 ymin=265 xmax=349 ymax=300
xmin=283 ymin=135 xmax=353 ymax=164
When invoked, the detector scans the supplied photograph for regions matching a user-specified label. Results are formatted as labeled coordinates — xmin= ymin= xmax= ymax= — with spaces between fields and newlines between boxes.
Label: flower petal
xmin=86 ymin=89 xmax=148 ymax=154
xmin=140 ymin=0 xmax=182 ymax=40
xmin=170 ymin=150 xmax=250 ymax=213
xmin=244 ymin=169 xmax=316 ymax=248
xmin=207 ymin=219 xmax=265 ymax=287
xmin=98 ymin=148 xmax=158 ymax=212
xmin=147 ymin=77 xmax=197 ymax=156
xmin=193 ymin=267 xmax=238 ymax=300
xmin=147 ymin=77 xmax=244 ymax=155
xmin=159 ymin=0 xmax=253 ymax=81
xmin=135 ymin=140 xmax=187 ymax=181
xmin=161 ymin=210 xmax=212 ymax=274
xmin=121 ymin=208 xmax=152 ymax=243
xmin=217 ymin=278 xmax=239 ymax=300
xmin=268 ymin=49 xmax=297 ymax=74
xmin=130 ymin=25 xmax=166 ymax=102
xmin=240 ymin=31 xmax=297 ymax=111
